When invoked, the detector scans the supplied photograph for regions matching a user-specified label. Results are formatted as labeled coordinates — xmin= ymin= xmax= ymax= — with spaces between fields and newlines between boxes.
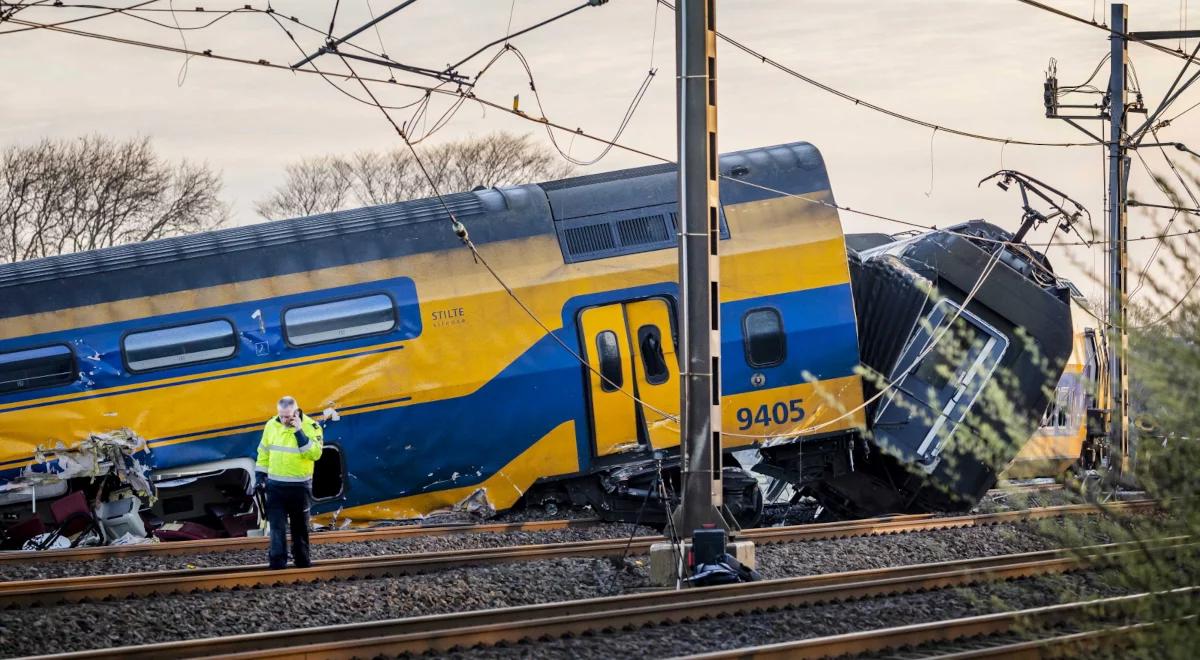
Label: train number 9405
xmin=735 ymin=398 xmax=805 ymax=430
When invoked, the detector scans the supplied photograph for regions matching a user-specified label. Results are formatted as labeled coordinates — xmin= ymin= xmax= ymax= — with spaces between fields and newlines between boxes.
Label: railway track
xmin=685 ymin=589 xmax=1197 ymax=659
xmin=30 ymin=538 xmax=1190 ymax=660
xmin=985 ymin=481 xmax=1065 ymax=496
xmin=0 ymin=516 xmax=602 ymax=564
xmin=0 ymin=484 xmax=1086 ymax=565
xmin=0 ymin=500 xmax=1155 ymax=609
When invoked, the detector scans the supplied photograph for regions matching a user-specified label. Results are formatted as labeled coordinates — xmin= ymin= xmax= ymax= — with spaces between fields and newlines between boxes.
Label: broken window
xmin=0 ymin=344 xmax=75 ymax=394
xmin=284 ymin=294 xmax=396 ymax=347
xmin=124 ymin=319 xmax=237 ymax=372
xmin=312 ymin=444 xmax=345 ymax=501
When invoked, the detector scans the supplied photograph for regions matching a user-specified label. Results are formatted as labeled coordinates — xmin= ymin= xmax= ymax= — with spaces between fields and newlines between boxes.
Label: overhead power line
xmin=11 ymin=5 xmax=1200 ymax=253
xmin=1129 ymin=200 xmax=1200 ymax=214
xmin=446 ymin=0 xmax=599 ymax=73
xmin=1014 ymin=0 xmax=1200 ymax=65
xmin=655 ymin=0 xmax=1100 ymax=148
xmin=8 ymin=5 xmax=1198 ymax=333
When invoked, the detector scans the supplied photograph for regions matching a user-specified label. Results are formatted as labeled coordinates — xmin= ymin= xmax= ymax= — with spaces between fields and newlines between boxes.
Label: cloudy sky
xmin=2 ymin=0 xmax=1197 ymax=302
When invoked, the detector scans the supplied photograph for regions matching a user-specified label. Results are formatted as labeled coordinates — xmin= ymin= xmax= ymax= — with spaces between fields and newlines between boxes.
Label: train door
xmin=579 ymin=298 xmax=680 ymax=457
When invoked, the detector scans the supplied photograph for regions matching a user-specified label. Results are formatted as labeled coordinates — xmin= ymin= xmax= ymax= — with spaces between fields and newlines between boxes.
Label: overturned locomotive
xmin=0 ymin=141 xmax=1071 ymax=543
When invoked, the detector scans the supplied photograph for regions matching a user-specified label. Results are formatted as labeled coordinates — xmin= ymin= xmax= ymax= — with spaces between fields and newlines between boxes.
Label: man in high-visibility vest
xmin=254 ymin=395 xmax=323 ymax=569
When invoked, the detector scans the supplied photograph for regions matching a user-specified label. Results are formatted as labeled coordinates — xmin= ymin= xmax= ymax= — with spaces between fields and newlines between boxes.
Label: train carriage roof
xmin=0 ymin=141 xmax=833 ymax=319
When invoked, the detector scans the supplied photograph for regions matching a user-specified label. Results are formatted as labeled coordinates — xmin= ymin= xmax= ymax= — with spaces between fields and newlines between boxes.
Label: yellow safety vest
xmin=256 ymin=414 xmax=324 ymax=484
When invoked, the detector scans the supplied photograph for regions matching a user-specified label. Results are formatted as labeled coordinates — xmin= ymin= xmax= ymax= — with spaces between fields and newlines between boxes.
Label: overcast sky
xmin=2 ymin=0 xmax=1197 ymax=303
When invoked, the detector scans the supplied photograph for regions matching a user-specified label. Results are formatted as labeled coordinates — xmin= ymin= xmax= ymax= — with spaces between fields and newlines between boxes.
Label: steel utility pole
xmin=673 ymin=0 xmax=727 ymax=534
xmin=1107 ymin=3 xmax=1131 ymax=475
xmin=1046 ymin=2 xmax=1200 ymax=478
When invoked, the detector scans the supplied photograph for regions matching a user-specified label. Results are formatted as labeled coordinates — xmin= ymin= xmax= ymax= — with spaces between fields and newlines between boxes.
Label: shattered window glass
xmin=284 ymin=294 xmax=396 ymax=347
xmin=0 ymin=344 xmax=75 ymax=394
xmin=124 ymin=320 xmax=237 ymax=372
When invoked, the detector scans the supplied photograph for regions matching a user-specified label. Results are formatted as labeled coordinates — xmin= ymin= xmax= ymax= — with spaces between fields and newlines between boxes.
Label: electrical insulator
xmin=1043 ymin=59 xmax=1058 ymax=118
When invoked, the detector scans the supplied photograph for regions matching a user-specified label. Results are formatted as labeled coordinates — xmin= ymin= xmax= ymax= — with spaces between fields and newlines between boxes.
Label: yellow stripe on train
xmin=0 ymin=195 xmax=855 ymax=467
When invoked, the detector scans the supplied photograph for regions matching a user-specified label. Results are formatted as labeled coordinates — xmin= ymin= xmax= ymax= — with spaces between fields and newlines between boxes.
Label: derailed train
xmin=0 ymin=141 xmax=1074 ymax=537
xmin=1004 ymin=294 xmax=1110 ymax=480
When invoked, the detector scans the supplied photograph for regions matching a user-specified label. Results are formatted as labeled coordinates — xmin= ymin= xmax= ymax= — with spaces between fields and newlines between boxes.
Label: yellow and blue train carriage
xmin=0 ymin=142 xmax=866 ymax=530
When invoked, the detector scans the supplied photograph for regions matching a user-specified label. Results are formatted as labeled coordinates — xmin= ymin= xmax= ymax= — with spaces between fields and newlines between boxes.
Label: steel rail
xmin=0 ymin=517 xmax=602 ymax=564
xmin=0 ymin=511 xmax=934 ymax=571
xmin=925 ymin=619 xmax=1172 ymax=658
xmin=986 ymin=482 xmax=1066 ymax=495
xmin=682 ymin=589 xmax=1196 ymax=659
xmin=0 ymin=501 xmax=1156 ymax=608
xmin=32 ymin=538 xmax=1190 ymax=660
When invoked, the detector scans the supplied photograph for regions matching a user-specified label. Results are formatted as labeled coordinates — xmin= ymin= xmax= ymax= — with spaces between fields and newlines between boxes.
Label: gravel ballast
xmin=0 ymin=519 xmax=1117 ymax=657
xmin=464 ymin=571 xmax=1127 ymax=659
xmin=0 ymin=522 xmax=655 ymax=582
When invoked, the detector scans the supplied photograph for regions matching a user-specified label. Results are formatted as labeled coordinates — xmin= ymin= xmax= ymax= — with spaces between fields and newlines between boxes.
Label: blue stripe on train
xmin=1 ymin=283 xmax=860 ymax=512
xmin=721 ymin=284 xmax=859 ymax=396
xmin=0 ymin=277 xmax=422 ymax=406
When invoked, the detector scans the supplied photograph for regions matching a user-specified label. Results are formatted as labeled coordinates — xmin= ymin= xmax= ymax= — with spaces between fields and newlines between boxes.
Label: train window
xmin=0 ymin=344 xmax=75 ymax=394
xmin=637 ymin=325 xmax=669 ymax=385
xmin=596 ymin=330 xmax=624 ymax=392
xmin=284 ymin=294 xmax=396 ymax=347
xmin=873 ymin=300 xmax=1008 ymax=463
xmin=312 ymin=444 xmax=345 ymax=501
xmin=124 ymin=320 xmax=236 ymax=372
xmin=743 ymin=308 xmax=785 ymax=368
xmin=913 ymin=319 xmax=982 ymax=392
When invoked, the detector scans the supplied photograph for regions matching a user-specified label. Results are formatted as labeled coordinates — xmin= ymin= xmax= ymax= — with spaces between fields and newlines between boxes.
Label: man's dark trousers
xmin=266 ymin=481 xmax=311 ymax=569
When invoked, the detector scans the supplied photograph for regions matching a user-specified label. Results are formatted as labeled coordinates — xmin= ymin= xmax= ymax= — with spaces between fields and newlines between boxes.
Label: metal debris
xmin=453 ymin=488 xmax=496 ymax=518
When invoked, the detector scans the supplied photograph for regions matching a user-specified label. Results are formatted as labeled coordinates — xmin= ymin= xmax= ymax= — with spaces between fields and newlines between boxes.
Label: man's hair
xmin=277 ymin=395 xmax=298 ymax=410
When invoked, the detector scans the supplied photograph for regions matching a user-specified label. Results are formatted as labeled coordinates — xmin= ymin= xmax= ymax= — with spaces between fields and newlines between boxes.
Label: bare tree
xmin=255 ymin=132 xmax=575 ymax=219
xmin=0 ymin=135 xmax=227 ymax=264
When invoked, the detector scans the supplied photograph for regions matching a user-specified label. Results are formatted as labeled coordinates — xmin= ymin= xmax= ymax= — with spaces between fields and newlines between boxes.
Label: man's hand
xmin=286 ymin=414 xmax=303 ymax=431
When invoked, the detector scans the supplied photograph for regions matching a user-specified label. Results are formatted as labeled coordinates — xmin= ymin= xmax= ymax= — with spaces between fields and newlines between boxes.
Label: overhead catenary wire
xmin=1163 ymin=97 xmax=1200 ymax=125
xmin=655 ymin=0 xmax=1100 ymax=148
xmin=11 ymin=11 xmax=1200 ymax=253
xmin=19 ymin=6 xmax=1200 ymax=254
xmin=1057 ymin=52 xmax=1111 ymax=95
xmin=1014 ymin=0 xmax=1200 ymax=65
xmin=1124 ymin=55 xmax=1200 ymax=303
xmin=0 ymin=0 xmax=163 ymax=34
xmin=0 ymin=0 xmax=410 ymax=67
xmin=1125 ymin=130 xmax=1197 ymax=299
xmin=498 ymin=43 xmax=658 ymax=167
xmin=1129 ymin=39 xmax=1200 ymax=144
xmin=1127 ymin=150 xmax=1178 ymax=301
xmin=445 ymin=0 xmax=595 ymax=73
xmin=13 ymin=4 xmax=1200 ymax=332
